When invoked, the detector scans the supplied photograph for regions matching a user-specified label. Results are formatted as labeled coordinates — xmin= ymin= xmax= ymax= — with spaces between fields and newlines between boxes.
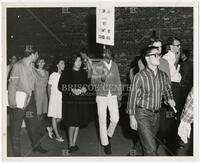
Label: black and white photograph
xmin=0 ymin=0 xmax=199 ymax=161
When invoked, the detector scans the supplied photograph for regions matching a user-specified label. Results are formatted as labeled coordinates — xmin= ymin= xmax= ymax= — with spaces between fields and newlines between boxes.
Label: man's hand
xmin=178 ymin=120 xmax=191 ymax=144
xmin=129 ymin=115 xmax=137 ymax=130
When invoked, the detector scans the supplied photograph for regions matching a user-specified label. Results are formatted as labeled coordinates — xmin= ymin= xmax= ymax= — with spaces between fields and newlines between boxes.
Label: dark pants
xmin=135 ymin=108 xmax=160 ymax=156
xmin=157 ymin=104 xmax=177 ymax=141
xmin=167 ymin=82 xmax=182 ymax=153
xmin=181 ymin=86 xmax=192 ymax=109
xmin=11 ymin=93 xmax=42 ymax=156
xmin=171 ymin=82 xmax=182 ymax=119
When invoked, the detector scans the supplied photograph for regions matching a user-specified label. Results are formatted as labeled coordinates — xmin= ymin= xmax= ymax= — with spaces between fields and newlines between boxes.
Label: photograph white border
xmin=1 ymin=0 xmax=199 ymax=162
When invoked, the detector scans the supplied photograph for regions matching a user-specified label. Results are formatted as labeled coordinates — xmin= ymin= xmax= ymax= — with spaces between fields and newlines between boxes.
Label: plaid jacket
xmin=181 ymin=88 xmax=193 ymax=124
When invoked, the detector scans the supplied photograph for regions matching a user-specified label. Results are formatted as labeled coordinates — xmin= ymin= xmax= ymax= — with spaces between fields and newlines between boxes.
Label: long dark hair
xmin=49 ymin=57 xmax=65 ymax=75
xmin=70 ymin=54 xmax=83 ymax=69
xmin=35 ymin=57 xmax=46 ymax=69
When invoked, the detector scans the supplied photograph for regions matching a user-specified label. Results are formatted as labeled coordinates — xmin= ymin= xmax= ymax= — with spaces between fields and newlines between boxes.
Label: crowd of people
xmin=6 ymin=36 xmax=193 ymax=157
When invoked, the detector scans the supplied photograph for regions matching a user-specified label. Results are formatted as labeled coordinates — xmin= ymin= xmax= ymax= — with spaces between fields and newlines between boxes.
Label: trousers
xmin=96 ymin=96 xmax=119 ymax=146
xmin=11 ymin=93 xmax=42 ymax=156
xmin=135 ymin=108 xmax=160 ymax=156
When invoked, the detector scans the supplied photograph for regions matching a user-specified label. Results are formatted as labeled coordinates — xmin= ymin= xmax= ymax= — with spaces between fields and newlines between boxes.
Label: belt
xmin=146 ymin=109 xmax=159 ymax=113
xmin=137 ymin=107 xmax=159 ymax=113
xmin=171 ymin=82 xmax=180 ymax=85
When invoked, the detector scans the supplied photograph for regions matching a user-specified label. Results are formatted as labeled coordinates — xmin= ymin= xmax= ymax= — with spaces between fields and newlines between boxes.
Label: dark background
xmin=7 ymin=7 xmax=193 ymax=83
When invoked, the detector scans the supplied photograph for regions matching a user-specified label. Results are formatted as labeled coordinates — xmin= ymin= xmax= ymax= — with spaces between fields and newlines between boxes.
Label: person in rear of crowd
xmin=7 ymin=56 xmax=18 ymax=128
xmin=180 ymin=49 xmax=193 ymax=104
xmin=162 ymin=37 xmax=182 ymax=152
xmin=34 ymin=57 xmax=49 ymax=121
xmin=7 ymin=55 xmax=18 ymax=81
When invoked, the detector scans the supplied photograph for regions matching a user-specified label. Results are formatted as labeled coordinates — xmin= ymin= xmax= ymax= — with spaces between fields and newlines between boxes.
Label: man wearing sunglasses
xmin=127 ymin=46 xmax=175 ymax=156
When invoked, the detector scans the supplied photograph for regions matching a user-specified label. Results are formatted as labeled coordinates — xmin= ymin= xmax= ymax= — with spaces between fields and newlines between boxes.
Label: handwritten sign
xmin=96 ymin=6 xmax=115 ymax=46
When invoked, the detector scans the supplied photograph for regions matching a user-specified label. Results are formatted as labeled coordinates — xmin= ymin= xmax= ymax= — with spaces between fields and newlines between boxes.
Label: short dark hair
xmin=24 ymin=45 xmax=38 ymax=57
xmin=50 ymin=57 xmax=65 ymax=74
xmin=182 ymin=49 xmax=191 ymax=58
xmin=145 ymin=46 xmax=159 ymax=56
xmin=36 ymin=57 xmax=46 ymax=68
xmin=167 ymin=37 xmax=180 ymax=46
xmin=80 ymin=48 xmax=88 ymax=54
xmin=37 ymin=56 xmax=45 ymax=62
xmin=103 ymin=47 xmax=115 ymax=58
xmin=148 ymin=37 xmax=162 ymax=46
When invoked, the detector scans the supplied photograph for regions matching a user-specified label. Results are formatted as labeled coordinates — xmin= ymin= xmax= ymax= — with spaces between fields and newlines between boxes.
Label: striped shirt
xmin=127 ymin=67 xmax=173 ymax=115
xmin=181 ymin=88 xmax=193 ymax=124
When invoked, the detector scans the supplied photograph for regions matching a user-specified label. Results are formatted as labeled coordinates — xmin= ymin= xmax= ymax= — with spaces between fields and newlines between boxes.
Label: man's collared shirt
xmin=181 ymin=88 xmax=193 ymax=124
xmin=138 ymin=58 xmax=171 ymax=81
xmin=163 ymin=50 xmax=182 ymax=82
xmin=127 ymin=67 xmax=173 ymax=115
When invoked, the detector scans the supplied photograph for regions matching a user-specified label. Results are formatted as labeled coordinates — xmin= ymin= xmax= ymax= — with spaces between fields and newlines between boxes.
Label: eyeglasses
xmin=146 ymin=53 xmax=161 ymax=58
xmin=173 ymin=44 xmax=181 ymax=48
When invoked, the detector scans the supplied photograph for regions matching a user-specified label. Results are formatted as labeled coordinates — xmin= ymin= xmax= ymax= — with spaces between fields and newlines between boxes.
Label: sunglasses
xmin=146 ymin=53 xmax=161 ymax=58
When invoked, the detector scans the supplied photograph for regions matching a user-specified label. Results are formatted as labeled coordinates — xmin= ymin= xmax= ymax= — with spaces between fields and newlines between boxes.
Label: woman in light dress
xmin=47 ymin=58 xmax=65 ymax=142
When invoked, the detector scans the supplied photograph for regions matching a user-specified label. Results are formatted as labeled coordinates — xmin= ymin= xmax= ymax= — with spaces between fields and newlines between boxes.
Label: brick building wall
xmin=7 ymin=7 xmax=193 ymax=83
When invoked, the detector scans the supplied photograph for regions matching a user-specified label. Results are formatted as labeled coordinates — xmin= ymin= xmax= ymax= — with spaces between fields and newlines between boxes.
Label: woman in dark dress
xmin=58 ymin=55 xmax=92 ymax=152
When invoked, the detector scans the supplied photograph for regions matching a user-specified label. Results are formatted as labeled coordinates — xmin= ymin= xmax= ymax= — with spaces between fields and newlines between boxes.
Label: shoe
xmin=73 ymin=145 xmax=79 ymax=151
xmin=33 ymin=146 xmax=48 ymax=153
xmin=104 ymin=143 xmax=112 ymax=155
xmin=108 ymin=136 xmax=112 ymax=144
xmin=56 ymin=136 xmax=64 ymax=142
xmin=47 ymin=126 xmax=53 ymax=139
xmin=69 ymin=145 xmax=80 ymax=152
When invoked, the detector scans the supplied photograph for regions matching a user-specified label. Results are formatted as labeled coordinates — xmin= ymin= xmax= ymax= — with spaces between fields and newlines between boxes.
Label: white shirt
xmin=104 ymin=60 xmax=112 ymax=70
xmin=103 ymin=60 xmax=114 ymax=97
xmin=163 ymin=51 xmax=182 ymax=82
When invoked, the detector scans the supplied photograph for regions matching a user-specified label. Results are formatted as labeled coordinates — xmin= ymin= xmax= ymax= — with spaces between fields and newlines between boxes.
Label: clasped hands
xmin=71 ymin=87 xmax=87 ymax=95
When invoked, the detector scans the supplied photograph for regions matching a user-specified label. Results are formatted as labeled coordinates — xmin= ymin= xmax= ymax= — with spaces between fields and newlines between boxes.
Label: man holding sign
xmin=88 ymin=48 xmax=122 ymax=155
